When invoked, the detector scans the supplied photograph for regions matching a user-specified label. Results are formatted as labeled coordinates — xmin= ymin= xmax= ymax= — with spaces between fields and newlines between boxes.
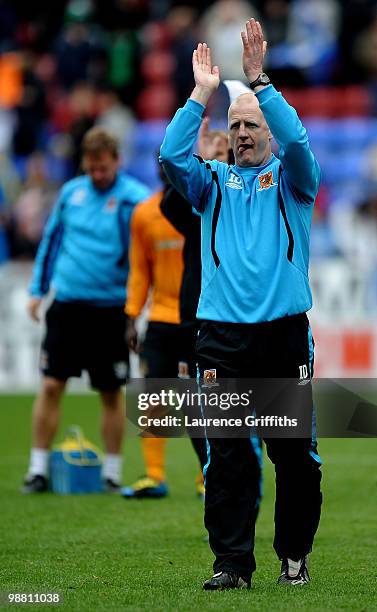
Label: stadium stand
xmin=2 ymin=0 xmax=377 ymax=385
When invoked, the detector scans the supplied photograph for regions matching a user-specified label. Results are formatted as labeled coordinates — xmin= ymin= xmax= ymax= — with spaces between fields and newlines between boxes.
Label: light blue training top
xmin=160 ymin=85 xmax=321 ymax=323
xmin=30 ymin=173 xmax=150 ymax=306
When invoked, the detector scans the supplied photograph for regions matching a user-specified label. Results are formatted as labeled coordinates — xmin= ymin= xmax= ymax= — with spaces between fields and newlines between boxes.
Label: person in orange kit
xmin=122 ymin=168 xmax=202 ymax=498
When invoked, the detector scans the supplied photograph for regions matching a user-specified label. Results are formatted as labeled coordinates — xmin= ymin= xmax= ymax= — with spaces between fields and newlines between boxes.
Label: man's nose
xmin=238 ymin=123 xmax=247 ymax=138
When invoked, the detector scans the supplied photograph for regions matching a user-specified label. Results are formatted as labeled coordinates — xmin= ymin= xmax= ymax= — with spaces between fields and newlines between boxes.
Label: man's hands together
xmin=189 ymin=19 xmax=268 ymax=107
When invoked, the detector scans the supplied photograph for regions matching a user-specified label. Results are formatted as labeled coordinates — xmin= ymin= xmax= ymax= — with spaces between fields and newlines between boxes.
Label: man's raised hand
xmin=241 ymin=18 xmax=267 ymax=84
xmin=190 ymin=43 xmax=220 ymax=106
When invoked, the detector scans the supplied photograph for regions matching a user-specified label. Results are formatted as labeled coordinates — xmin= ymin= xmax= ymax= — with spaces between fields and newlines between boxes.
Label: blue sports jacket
xmin=160 ymin=85 xmax=321 ymax=323
xmin=29 ymin=173 xmax=150 ymax=306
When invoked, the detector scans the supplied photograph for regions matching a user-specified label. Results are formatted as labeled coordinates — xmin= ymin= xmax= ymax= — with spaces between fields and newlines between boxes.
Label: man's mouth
xmin=238 ymin=144 xmax=253 ymax=154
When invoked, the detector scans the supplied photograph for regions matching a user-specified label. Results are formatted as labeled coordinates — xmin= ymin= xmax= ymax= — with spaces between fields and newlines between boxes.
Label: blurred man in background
xmin=122 ymin=167 xmax=185 ymax=498
xmin=161 ymin=118 xmax=231 ymax=338
xmin=160 ymin=119 xmax=231 ymax=495
xmin=22 ymin=127 xmax=150 ymax=494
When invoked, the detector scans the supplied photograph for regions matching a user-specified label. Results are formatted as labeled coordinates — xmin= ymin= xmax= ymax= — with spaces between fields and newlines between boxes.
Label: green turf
xmin=0 ymin=394 xmax=376 ymax=611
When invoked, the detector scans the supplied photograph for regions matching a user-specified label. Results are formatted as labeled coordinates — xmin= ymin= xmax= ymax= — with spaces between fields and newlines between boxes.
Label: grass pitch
xmin=0 ymin=393 xmax=376 ymax=611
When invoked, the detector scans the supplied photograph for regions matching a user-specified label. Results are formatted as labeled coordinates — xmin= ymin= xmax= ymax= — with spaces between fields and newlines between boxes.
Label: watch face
xmin=259 ymin=73 xmax=270 ymax=85
xmin=250 ymin=73 xmax=270 ymax=89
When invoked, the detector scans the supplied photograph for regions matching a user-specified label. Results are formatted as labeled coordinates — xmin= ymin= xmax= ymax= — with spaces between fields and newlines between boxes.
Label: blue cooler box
xmin=49 ymin=427 xmax=103 ymax=494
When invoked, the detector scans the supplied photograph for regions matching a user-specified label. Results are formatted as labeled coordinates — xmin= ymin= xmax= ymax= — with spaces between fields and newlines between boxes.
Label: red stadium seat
xmin=283 ymin=86 xmax=371 ymax=118
xmin=141 ymin=51 xmax=176 ymax=83
xmin=136 ymin=84 xmax=176 ymax=119
xmin=142 ymin=21 xmax=172 ymax=52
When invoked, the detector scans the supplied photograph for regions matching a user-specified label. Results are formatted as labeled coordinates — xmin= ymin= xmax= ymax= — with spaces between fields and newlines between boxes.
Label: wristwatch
xmin=249 ymin=73 xmax=270 ymax=90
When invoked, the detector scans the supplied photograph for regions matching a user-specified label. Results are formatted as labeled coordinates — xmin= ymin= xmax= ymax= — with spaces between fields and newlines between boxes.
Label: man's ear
xmin=268 ymin=129 xmax=273 ymax=141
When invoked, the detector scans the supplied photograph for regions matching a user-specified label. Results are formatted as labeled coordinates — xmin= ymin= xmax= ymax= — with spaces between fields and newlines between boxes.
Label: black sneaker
xmin=103 ymin=478 xmax=121 ymax=494
xmin=21 ymin=474 xmax=48 ymax=494
xmin=203 ymin=571 xmax=251 ymax=590
xmin=277 ymin=556 xmax=310 ymax=585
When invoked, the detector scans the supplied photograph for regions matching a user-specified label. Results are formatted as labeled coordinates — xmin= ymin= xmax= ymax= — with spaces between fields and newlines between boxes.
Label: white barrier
xmin=1 ymin=260 xmax=377 ymax=391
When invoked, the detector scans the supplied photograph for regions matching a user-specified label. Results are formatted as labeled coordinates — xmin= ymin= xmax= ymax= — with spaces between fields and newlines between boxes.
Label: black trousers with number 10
xmin=196 ymin=313 xmax=322 ymax=579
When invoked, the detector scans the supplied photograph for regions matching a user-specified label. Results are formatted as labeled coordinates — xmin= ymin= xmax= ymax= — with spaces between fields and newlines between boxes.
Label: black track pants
xmin=196 ymin=313 xmax=322 ymax=579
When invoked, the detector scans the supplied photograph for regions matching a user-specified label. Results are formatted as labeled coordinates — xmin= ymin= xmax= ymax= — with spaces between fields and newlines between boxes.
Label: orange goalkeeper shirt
xmin=125 ymin=190 xmax=184 ymax=324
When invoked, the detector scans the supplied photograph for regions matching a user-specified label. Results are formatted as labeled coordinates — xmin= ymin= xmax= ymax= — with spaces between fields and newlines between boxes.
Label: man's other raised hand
xmin=190 ymin=43 xmax=220 ymax=106
xmin=241 ymin=18 xmax=267 ymax=84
